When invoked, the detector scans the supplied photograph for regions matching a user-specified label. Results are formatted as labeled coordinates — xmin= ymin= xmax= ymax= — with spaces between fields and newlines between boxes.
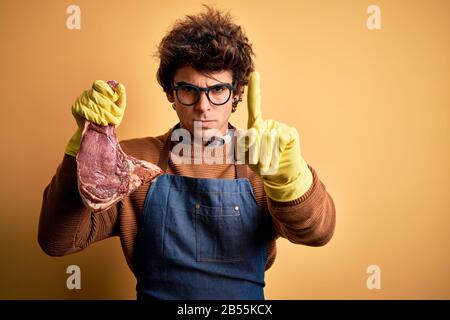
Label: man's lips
xmin=194 ymin=120 xmax=217 ymax=128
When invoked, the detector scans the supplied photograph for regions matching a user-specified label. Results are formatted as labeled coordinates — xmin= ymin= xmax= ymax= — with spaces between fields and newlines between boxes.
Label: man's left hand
xmin=239 ymin=71 xmax=313 ymax=202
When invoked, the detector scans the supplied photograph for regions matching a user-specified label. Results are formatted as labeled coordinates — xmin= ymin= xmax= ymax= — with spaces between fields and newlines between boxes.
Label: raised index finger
xmin=247 ymin=71 xmax=263 ymax=128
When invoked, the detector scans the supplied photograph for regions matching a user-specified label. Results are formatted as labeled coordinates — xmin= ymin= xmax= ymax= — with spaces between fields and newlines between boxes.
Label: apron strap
xmin=233 ymin=135 xmax=247 ymax=179
xmin=157 ymin=126 xmax=173 ymax=171
xmin=157 ymin=124 xmax=247 ymax=179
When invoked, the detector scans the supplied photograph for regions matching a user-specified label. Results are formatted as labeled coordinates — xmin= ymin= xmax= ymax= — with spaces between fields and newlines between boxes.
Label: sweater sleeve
xmin=267 ymin=165 xmax=336 ymax=246
xmin=38 ymin=154 xmax=119 ymax=257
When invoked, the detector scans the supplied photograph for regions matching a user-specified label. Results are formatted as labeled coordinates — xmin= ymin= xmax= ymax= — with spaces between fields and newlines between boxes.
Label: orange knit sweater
xmin=38 ymin=126 xmax=336 ymax=272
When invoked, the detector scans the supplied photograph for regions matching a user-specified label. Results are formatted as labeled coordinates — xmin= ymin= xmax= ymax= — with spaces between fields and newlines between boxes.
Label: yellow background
xmin=0 ymin=0 xmax=449 ymax=299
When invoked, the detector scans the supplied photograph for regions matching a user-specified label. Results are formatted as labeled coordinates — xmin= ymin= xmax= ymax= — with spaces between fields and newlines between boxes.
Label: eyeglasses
xmin=172 ymin=82 xmax=235 ymax=107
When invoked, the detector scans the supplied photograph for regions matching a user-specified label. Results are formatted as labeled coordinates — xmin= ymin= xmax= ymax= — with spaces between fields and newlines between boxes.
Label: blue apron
xmin=133 ymin=125 xmax=274 ymax=300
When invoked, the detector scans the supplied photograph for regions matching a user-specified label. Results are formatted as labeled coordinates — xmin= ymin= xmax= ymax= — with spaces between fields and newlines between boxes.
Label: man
xmin=38 ymin=6 xmax=335 ymax=300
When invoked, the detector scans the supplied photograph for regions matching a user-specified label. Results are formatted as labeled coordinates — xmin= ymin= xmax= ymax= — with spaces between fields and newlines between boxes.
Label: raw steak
xmin=77 ymin=122 xmax=163 ymax=212
xmin=76 ymin=81 xmax=163 ymax=212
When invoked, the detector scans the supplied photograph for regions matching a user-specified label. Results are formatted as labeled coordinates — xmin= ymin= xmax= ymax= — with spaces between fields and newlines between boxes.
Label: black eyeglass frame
xmin=172 ymin=82 xmax=236 ymax=107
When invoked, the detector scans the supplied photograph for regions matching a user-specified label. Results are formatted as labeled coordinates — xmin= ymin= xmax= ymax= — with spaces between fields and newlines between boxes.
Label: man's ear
xmin=166 ymin=92 xmax=175 ymax=103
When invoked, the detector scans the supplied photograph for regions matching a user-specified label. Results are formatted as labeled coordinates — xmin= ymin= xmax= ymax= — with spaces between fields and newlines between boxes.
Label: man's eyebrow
xmin=175 ymin=81 xmax=228 ymax=87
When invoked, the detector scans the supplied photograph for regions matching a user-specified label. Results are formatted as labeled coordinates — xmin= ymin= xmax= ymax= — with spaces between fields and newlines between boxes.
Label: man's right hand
xmin=65 ymin=80 xmax=126 ymax=156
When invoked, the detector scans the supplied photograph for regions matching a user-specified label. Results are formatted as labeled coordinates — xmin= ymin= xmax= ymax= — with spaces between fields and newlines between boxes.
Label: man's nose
xmin=194 ymin=91 xmax=212 ymax=113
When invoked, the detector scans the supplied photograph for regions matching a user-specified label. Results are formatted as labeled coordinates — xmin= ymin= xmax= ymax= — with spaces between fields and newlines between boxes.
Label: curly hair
xmin=156 ymin=5 xmax=255 ymax=112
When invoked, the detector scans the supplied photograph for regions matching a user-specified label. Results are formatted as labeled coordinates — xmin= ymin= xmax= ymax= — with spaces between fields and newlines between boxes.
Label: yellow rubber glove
xmin=65 ymin=80 xmax=126 ymax=156
xmin=240 ymin=72 xmax=313 ymax=202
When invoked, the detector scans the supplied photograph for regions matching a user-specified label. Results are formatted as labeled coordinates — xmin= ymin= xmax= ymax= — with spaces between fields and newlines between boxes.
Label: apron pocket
xmin=195 ymin=205 xmax=245 ymax=263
